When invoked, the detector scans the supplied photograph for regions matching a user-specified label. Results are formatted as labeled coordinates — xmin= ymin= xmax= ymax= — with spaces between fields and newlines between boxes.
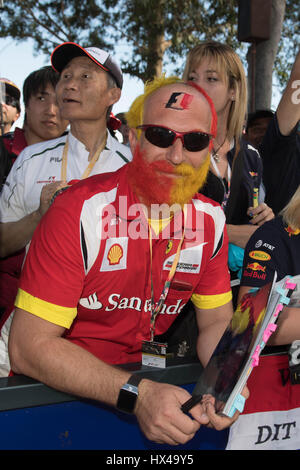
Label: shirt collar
xmin=68 ymin=128 xmax=111 ymax=157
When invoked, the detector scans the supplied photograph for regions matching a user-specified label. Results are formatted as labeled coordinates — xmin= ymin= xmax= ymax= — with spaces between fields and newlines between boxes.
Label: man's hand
xmin=201 ymin=385 xmax=250 ymax=430
xmin=248 ymin=202 xmax=274 ymax=226
xmin=135 ymin=379 xmax=207 ymax=445
xmin=134 ymin=379 xmax=248 ymax=445
xmin=37 ymin=180 xmax=68 ymax=218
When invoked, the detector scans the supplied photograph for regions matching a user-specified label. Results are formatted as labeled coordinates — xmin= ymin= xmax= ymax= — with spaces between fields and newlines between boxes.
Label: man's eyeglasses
xmin=1 ymin=94 xmax=19 ymax=109
xmin=136 ymin=124 xmax=212 ymax=152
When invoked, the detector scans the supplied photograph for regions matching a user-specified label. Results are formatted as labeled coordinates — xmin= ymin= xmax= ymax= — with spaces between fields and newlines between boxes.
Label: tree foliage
xmin=275 ymin=0 xmax=300 ymax=87
xmin=0 ymin=0 xmax=298 ymax=88
xmin=102 ymin=0 xmax=240 ymax=80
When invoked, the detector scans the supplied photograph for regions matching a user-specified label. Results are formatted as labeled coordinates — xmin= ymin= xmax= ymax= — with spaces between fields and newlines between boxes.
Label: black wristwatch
xmin=116 ymin=374 xmax=144 ymax=414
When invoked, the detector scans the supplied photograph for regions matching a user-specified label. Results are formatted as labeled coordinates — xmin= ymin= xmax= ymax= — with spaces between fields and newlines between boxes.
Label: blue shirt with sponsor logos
xmin=240 ymin=216 xmax=300 ymax=288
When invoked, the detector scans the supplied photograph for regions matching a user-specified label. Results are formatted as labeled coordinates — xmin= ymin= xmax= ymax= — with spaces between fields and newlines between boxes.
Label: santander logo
xmin=79 ymin=292 xmax=185 ymax=314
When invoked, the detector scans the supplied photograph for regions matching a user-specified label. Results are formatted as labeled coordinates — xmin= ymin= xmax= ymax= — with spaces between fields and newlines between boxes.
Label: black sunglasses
xmin=137 ymin=124 xmax=211 ymax=152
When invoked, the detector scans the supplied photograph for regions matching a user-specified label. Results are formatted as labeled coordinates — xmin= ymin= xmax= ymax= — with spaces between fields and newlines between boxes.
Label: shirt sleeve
xmin=240 ymin=220 xmax=282 ymax=288
xmin=0 ymin=149 xmax=27 ymax=223
xmin=261 ymin=113 xmax=298 ymax=163
xmin=15 ymin=188 xmax=86 ymax=328
xmin=191 ymin=216 xmax=232 ymax=309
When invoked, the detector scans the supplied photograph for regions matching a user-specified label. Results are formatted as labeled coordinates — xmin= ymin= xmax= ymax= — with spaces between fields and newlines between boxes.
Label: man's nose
xmin=64 ymin=76 xmax=77 ymax=90
xmin=166 ymin=137 xmax=185 ymax=165
xmin=46 ymin=100 xmax=59 ymax=116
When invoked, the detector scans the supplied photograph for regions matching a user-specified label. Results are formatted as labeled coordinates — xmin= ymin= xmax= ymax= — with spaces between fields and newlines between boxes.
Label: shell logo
xmin=107 ymin=243 xmax=123 ymax=265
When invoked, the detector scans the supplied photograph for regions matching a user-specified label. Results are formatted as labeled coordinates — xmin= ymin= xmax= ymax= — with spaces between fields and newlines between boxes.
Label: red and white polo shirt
xmin=15 ymin=165 xmax=232 ymax=364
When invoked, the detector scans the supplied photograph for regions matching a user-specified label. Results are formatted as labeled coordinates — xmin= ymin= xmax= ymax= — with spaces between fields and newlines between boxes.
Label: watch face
xmin=117 ymin=388 xmax=138 ymax=414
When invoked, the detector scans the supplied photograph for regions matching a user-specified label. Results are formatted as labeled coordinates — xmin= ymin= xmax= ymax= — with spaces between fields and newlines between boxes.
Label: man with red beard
xmin=7 ymin=76 xmax=248 ymax=446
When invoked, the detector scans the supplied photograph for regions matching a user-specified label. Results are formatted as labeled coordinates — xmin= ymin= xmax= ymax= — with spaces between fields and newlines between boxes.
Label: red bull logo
xmin=244 ymin=262 xmax=267 ymax=280
xmin=247 ymin=262 xmax=266 ymax=272
xmin=285 ymin=225 xmax=300 ymax=237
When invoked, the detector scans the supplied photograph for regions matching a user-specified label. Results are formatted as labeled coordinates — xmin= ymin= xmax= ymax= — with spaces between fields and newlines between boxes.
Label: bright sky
xmin=0 ymin=37 xmax=145 ymax=129
xmin=0 ymin=37 xmax=282 ymax=132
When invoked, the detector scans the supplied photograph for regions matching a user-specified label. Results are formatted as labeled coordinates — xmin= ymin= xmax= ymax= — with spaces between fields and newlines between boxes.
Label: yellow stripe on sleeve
xmin=15 ymin=288 xmax=77 ymax=329
xmin=191 ymin=291 xmax=232 ymax=310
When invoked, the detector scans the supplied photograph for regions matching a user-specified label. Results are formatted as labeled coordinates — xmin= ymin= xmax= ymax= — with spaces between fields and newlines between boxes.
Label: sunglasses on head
xmin=136 ymin=124 xmax=212 ymax=152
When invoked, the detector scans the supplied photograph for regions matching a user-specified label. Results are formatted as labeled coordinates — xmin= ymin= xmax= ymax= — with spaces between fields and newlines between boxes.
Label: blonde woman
xmin=183 ymin=41 xmax=274 ymax=249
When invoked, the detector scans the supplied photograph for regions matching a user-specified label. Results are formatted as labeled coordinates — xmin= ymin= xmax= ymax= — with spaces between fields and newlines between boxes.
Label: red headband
xmin=186 ymin=81 xmax=217 ymax=143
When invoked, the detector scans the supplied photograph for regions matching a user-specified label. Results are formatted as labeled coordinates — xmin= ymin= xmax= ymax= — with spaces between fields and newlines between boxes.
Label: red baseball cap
xmin=51 ymin=42 xmax=123 ymax=89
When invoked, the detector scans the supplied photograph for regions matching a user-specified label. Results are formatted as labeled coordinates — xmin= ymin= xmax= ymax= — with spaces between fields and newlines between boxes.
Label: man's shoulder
xmin=18 ymin=134 xmax=67 ymax=159
xmin=191 ymin=192 xmax=226 ymax=225
xmin=192 ymin=192 xmax=224 ymax=210
xmin=246 ymin=216 xmax=284 ymax=251
xmin=28 ymin=134 xmax=67 ymax=153
xmin=238 ymin=139 xmax=262 ymax=170
xmin=1 ymin=130 xmax=14 ymax=142
xmin=106 ymin=133 xmax=132 ymax=162
xmin=55 ymin=166 xmax=125 ymax=207
xmin=241 ymin=139 xmax=260 ymax=157
xmin=1 ymin=131 xmax=14 ymax=151
xmin=12 ymin=134 xmax=67 ymax=173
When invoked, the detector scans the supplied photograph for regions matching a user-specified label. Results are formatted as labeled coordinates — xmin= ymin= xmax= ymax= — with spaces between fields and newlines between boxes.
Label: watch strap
xmin=126 ymin=374 xmax=144 ymax=387
xmin=116 ymin=374 xmax=144 ymax=414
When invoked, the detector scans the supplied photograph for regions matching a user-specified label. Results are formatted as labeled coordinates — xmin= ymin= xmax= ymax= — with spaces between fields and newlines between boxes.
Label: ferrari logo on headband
xmin=165 ymin=92 xmax=194 ymax=110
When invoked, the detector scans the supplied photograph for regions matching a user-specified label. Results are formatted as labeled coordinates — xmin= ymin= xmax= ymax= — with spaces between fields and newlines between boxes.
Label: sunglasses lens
xmin=141 ymin=126 xmax=210 ymax=152
xmin=184 ymin=133 xmax=210 ymax=152
xmin=145 ymin=126 xmax=174 ymax=148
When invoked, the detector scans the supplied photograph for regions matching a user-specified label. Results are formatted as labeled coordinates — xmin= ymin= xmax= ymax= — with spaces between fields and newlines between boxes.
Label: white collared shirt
xmin=0 ymin=130 xmax=132 ymax=223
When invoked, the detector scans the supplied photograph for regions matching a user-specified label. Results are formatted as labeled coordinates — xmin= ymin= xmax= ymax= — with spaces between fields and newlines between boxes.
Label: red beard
xmin=127 ymin=144 xmax=210 ymax=208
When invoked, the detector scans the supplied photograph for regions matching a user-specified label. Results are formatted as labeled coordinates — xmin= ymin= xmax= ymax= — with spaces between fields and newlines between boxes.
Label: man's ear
xmin=108 ymin=87 xmax=121 ymax=106
xmin=128 ymin=128 xmax=138 ymax=154
xmin=13 ymin=111 xmax=20 ymax=124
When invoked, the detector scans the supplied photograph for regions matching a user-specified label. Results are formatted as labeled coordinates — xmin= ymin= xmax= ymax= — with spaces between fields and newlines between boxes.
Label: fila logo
xmin=100 ymin=237 xmax=128 ymax=271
